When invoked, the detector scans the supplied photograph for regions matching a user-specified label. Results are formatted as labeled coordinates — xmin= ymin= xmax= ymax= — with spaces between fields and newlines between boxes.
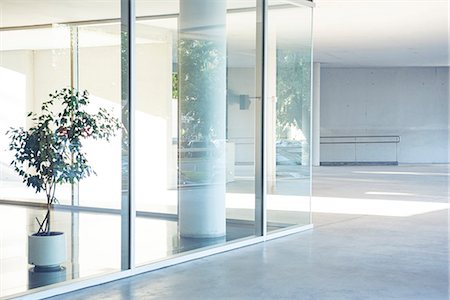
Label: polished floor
xmin=0 ymin=204 xmax=295 ymax=297
xmin=0 ymin=175 xmax=309 ymax=297
xmin=45 ymin=164 xmax=449 ymax=300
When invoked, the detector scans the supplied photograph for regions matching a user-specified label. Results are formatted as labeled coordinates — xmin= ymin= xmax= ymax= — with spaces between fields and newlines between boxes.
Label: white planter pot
xmin=28 ymin=232 xmax=66 ymax=269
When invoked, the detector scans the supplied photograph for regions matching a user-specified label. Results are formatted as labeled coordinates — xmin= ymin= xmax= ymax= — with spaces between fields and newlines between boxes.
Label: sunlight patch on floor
xmin=365 ymin=191 xmax=416 ymax=196
xmin=353 ymin=171 xmax=450 ymax=177
xmin=312 ymin=196 xmax=449 ymax=217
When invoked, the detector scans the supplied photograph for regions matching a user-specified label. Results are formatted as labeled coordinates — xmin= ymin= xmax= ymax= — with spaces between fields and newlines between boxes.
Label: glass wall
xmin=266 ymin=1 xmax=313 ymax=232
xmin=0 ymin=1 xmax=122 ymax=297
xmin=133 ymin=0 xmax=259 ymax=265
xmin=0 ymin=0 xmax=312 ymax=297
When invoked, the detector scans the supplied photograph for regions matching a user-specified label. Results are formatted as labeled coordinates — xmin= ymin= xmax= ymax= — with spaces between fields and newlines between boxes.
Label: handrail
xmin=320 ymin=135 xmax=401 ymax=165
xmin=321 ymin=135 xmax=400 ymax=144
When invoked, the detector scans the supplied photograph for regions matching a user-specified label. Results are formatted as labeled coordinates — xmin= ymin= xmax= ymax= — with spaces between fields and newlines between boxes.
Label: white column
xmin=178 ymin=0 xmax=227 ymax=238
xmin=312 ymin=62 xmax=321 ymax=166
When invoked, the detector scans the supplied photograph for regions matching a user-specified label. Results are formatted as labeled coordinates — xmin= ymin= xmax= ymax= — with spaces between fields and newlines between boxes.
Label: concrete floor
xmin=48 ymin=165 xmax=449 ymax=300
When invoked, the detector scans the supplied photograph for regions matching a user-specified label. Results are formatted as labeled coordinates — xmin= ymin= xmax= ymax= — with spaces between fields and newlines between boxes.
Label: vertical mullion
xmin=255 ymin=0 xmax=268 ymax=237
xmin=121 ymin=0 xmax=135 ymax=270
xmin=309 ymin=9 xmax=315 ymax=226
xmin=70 ymin=27 xmax=79 ymax=208
xmin=69 ymin=24 xmax=80 ymax=281
xmin=70 ymin=26 xmax=79 ymax=208
xmin=70 ymin=26 xmax=79 ymax=93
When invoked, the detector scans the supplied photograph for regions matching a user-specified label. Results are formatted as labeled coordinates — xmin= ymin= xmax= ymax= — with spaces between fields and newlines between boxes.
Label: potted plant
xmin=7 ymin=88 xmax=121 ymax=270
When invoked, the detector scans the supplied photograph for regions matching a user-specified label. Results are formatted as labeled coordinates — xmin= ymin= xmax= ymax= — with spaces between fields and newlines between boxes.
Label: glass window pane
xmin=266 ymin=2 xmax=313 ymax=232
xmin=0 ymin=1 xmax=121 ymax=296
xmin=78 ymin=24 xmax=122 ymax=209
xmin=134 ymin=0 xmax=258 ymax=266
xmin=0 ymin=26 xmax=72 ymax=204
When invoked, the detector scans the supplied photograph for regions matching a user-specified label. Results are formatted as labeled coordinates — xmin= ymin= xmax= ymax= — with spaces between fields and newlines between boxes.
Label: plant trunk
xmin=46 ymin=202 xmax=51 ymax=234
xmin=46 ymin=188 xmax=52 ymax=234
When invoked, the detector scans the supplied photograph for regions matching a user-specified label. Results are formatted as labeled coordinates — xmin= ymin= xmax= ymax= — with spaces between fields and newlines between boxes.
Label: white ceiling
xmin=313 ymin=0 xmax=449 ymax=67
xmin=0 ymin=0 xmax=448 ymax=67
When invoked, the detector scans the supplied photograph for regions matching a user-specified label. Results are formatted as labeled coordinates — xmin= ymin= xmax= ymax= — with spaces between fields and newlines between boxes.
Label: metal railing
xmin=320 ymin=135 xmax=401 ymax=166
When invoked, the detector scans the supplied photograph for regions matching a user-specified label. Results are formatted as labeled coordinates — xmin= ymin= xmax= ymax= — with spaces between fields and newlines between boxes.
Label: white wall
xmin=320 ymin=67 xmax=449 ymax=164
xmin=0 ymin=50 xmax=34 ymax=123
xmin=75 ymin=43 xmax=173 ymax=210
xmin=0 ymin=51 xmax=33 ymax=184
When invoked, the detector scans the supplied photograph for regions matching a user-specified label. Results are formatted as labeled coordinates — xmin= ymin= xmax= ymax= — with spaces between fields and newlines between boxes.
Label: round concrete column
xmin=312 ymin=63 xmax=321 ymax=166
xmin=178 ymin=0 xmax=227 ymax=238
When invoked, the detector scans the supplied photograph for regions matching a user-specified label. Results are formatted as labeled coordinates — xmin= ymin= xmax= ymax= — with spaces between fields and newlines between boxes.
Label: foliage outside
xmin=276 ymin=49 xmax=311 ymax=139
xmin=178 ymin=38 xmax=225 ymax=144
xmin=177 ymin=38 xmax=226 ymax=185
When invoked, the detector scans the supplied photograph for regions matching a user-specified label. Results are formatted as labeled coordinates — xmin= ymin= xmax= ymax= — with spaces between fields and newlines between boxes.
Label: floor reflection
xmin=0 ymin=205 xmax=121 ymax=297
xmin=28 ymin=266 xmax=66 ymax=289
xmin=0 ymin=203 xmax=304 ymax=298
xmin=0 ymin=163 xmax=311 ymax=298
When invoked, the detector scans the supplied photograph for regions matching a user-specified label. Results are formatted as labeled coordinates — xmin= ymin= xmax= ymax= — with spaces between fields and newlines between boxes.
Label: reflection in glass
xmin=0 ymin=1 xmax=122 ymax=297
xmin=0 ymin=26 xmax=72 ymax=204
xmin=77 ymin=24 xmax=122 ymax=209
xmin=134 ymin=0 xmax=258 ymax=265
xmin=267 ymin=3 xmax=313 ymax=231
xmin=178 ymin=0 xmax=227 ymax=239
xmin=0 ymin=204 xmax=121 ymax=297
